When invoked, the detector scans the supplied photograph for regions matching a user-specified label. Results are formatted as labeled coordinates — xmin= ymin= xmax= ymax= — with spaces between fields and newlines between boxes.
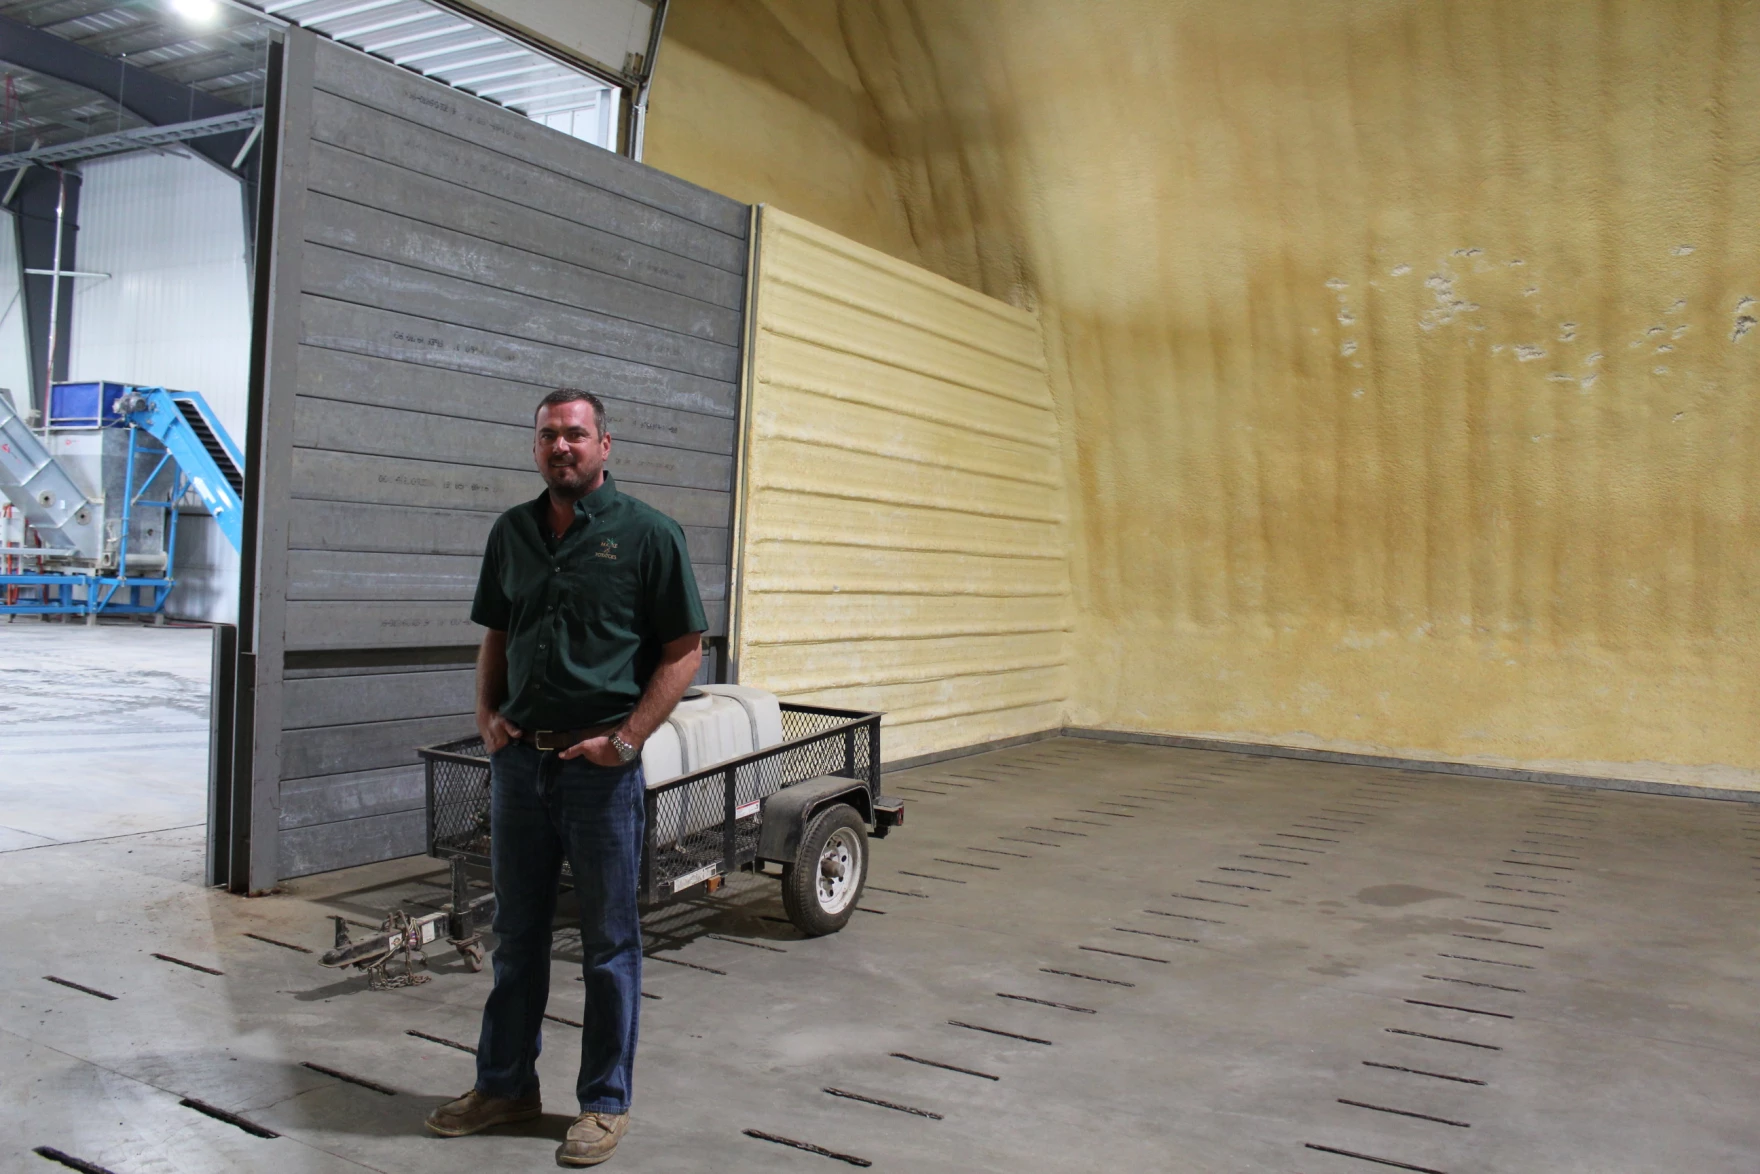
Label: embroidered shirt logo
xmin=594 ymin=538 xmax=619 ymax=561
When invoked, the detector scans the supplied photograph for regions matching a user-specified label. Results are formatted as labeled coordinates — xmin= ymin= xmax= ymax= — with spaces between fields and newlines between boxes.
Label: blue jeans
xmin=474 ymin=743 xmax=645 ymax=1114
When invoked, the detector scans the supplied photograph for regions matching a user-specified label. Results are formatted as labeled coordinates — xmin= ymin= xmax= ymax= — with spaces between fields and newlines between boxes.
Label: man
xmin=425 ymin=388 xmax=705 ymax=1167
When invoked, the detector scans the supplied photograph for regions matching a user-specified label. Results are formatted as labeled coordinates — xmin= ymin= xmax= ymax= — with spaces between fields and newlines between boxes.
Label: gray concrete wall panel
xmin=241 ymin=34 xmax=749 ymax=881
xmin=278 ymin=763 xmax=425 ymax=831
xmin=299 ymin=298 xmax=736 ymax=418
xmin=284 ymin=668 xmax=475 ymax=729
xmin=309 ymin=92 xmax=746 ymax=272
xmin=294 ymin=347 xmax=735 ymax=449
xmin=278 ymin=808 xmax=426 ymax=879
xmin=310 ymin=46 xmax=749 ymax=239
xmin=301 ymin=244 xmax=740 ymax=382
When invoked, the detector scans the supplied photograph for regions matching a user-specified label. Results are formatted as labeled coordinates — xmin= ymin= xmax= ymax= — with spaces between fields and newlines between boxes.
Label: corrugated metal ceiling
xmin=0 ymin=0 xmax=628 ymax=157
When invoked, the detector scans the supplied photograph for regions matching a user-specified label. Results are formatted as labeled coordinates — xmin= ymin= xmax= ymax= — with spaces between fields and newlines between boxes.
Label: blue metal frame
xmin=0 ymin=422 xmax=182 ymax=617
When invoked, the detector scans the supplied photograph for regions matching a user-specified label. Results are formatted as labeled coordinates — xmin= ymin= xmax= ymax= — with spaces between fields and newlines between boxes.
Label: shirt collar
xmin=530 ymin=472 xmax=619 ymax=524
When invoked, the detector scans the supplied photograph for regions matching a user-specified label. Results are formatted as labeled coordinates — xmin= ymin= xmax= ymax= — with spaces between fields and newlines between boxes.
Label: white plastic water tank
xmin=696 ymin=684 xmax=786 ymax=750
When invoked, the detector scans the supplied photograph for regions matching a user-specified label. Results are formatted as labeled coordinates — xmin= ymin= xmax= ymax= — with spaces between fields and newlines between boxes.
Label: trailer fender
xmin=759 ymin=775 xmax=873 ymax=864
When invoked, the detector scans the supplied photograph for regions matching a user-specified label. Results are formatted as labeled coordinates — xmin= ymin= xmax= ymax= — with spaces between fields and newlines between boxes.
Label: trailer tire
xmin=781 ymin=803 xmax=867 ymax=937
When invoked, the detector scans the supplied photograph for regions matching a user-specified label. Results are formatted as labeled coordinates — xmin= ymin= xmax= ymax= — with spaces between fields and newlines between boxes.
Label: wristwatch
xmin=609 ymin=731 xmax=641 ymax=764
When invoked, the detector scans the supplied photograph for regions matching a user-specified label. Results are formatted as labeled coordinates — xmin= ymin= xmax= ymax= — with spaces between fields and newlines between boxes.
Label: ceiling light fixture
xmin=170 ymin=0 xmax=222 ymax=25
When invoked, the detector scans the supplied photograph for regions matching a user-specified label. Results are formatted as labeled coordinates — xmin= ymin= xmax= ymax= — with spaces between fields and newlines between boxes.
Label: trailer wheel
xmin=781 ymin=803 xmax=867 ymax=937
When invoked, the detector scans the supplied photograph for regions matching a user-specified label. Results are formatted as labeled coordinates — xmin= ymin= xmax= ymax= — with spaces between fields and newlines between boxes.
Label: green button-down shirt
xmin=471 ymin=473 xmax=707 ymax=731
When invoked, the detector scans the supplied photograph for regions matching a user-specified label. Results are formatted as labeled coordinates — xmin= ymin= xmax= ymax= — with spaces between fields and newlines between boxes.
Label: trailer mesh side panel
xmin=421 ymin=704 xmax=879 ymax=900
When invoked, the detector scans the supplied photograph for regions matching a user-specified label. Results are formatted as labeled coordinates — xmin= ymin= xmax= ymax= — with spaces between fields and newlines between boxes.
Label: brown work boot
xmin=424 ymin=1087 xmax=542 ymax=1137
xmin=556 ymin=1110 xmax=629 ymax=1166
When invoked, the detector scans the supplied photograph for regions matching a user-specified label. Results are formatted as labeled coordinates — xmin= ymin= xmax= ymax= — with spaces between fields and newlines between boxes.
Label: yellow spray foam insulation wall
xmin=733 ymin=209 xmax=1073 ymax=761
xmin=494 ymin=0 xmax=1760 ymax=791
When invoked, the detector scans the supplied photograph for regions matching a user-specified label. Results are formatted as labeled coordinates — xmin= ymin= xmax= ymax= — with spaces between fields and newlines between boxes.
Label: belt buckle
xmin=534 ymin=729 xmax=563 ymax=752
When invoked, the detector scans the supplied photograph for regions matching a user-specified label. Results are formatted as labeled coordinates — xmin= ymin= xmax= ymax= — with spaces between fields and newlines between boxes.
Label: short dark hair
xmin=535 ymin=388 xmax=606 ymax=435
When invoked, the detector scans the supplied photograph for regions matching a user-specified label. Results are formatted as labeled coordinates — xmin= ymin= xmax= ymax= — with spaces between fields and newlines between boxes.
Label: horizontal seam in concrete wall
xmin=297 ymin=382 xmax=737 ymax=430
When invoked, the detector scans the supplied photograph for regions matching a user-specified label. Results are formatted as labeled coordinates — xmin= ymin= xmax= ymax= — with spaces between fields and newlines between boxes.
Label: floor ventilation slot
xmin=1302 ymin=1142 xmax=1448 ymax=1172
xmin=707 ymin=934 xmax=788 ymax=952
xmin=1240 ymin=854 xmax=1308 ymax=866
xmin=1453 ymin=933 xmax=1545 ymax=949
xmin=1116 ymin=926 xmax=1197 ymax=943
xmin=151 ymin=954 xmax=223 ymax=975
xmin=1169 ymin=891 xmax=1250 ymax=908
xmin=1040 ymin=968 xmax=1135 ymax=987
xmin=1477 ymin=900 xmax=1558 ymax=912
xmin=889 ymin=1052 xmax=999 ymax=1080
xmin=1362 ymin=1060 xmax=1487 ymax=1085
xmin=1385 ymin=1027 xmax=1502 ymax=1050
xmin=1423 ymin=974 xmax=1525 ymax=993
xmin=897 ymin=870 xmax=967 ymax=884
xmin=1263 ymin=842 xmax=1328 ymax=853
xmin=947 ymin=1020 xmax=1053 ymax=1044
xmin=998 ymin=837 xmax=1059 ymax=847
xmin=1144 ymin=908 xmax=1225 ymax=924
xmin=1404 ymin=999 xmax=1514 ymax=1019
xmin=33 ymin=1147 xmax=124 ymax=1174
xmin=1276 ymin=832 xmax=1339 ymax=842
xmin=301 ymin=1062 xmax=397 ymax=1095
xmin=865 ymin=886 xmax=930 ymax=898
xmin=646 ymin=955 xmax=728 ymax=974
xmin=544 ymin=1013 xmax=584 ymax=1027
xmin=1218 ymin=866 xmax=1291 ymax=878
xmin=1054 ymin=817 xmax=1111 ymax=826
xmin=1196 ymin=879 xmax=1268 ymax=891
xmin=243 ymin=932 xmax=311 ymax=953
xmin=967 ymin=847 xmax=1031 ymax=858
xmin=743 ymin=1129 xmax=872 ymax=1167
xmin=933 ymin=858 xmax=1001 ymax=870
xmin=1467 ymin=914 xmax=1551 ymax=929
xmin=1079 ymin=945 xmax=1169 ymax=964
xmin=405 ymin=1030 xmax=477 ymax=1054
xmin=1436 ymin=952 xmax=1535 ymax=970
xmin=179 ymin=1097 xmax=279 ymax=1138
xmin=823 ymin=1087 xmax=943 ymax=1119
xmin=1339 ymin=1098 xmax=1471 ymax=1127
xmin=997 ymin=992 xmax=1097 ymax=1013
xmin=1027 ymin=826 xmax=1087 ymax=836
xmin=43 ymin=976 xmax=116 ymax=1001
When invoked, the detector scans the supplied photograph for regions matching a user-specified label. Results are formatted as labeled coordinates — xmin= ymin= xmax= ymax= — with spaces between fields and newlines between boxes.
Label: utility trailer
xmin=322 ymin=704 xmax=902 ymax=985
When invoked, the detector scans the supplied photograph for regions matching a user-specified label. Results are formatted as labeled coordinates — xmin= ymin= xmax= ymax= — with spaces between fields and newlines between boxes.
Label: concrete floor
xmin=0 ymin=621 xmax=213 ymax=850
xmin=4 ymin=732 xmax=1757 ymax=1172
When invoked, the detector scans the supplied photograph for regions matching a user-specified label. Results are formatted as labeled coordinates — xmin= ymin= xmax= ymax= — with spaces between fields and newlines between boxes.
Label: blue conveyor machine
xmin=0 ymin=385 xmax=245 ymax=617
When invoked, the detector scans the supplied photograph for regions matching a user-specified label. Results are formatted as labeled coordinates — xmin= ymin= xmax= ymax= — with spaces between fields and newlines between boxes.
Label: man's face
xmin=534 ymin=401 xmax=610 ymax=496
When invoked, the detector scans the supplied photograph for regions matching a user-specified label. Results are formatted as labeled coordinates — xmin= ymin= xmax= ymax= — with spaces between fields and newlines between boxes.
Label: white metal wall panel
xmin=67 ymin=149 xmax=253 ymax=623
xmin=244 ymin=32 xmax=747 ymax=884
xmin=0 ymin=209 xmax=31 ymax=411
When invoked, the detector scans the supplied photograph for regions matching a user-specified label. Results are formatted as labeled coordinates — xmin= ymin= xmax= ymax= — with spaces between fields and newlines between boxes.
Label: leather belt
xmin=520 ymin=722 xmax=618 ymax=752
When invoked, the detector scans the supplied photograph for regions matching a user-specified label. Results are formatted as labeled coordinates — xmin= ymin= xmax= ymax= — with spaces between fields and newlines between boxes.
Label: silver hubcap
xmin=815 ymin=829 xmax=861 ymax=915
